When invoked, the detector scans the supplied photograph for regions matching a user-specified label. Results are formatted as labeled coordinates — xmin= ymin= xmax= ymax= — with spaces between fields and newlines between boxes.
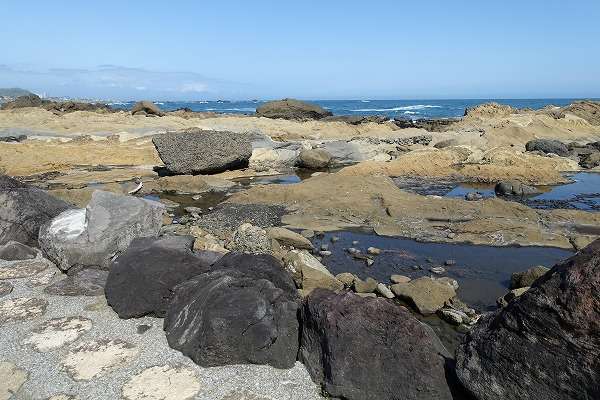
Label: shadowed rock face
xmin=152 ymin=129 xmax=252 ymax=175
xmin=456 ymin=239 xmax=600 ymax=400
xmin=164 ymin=254 xmax=299 ymax=369
xmin=256 ymin=99 xmax=333 ymax=120
xmin=105 ymin=236 xmax=214 ymax=318
xmin=299 ymin=289 xmax=453 ymax=400
xmin=0 ymin=175 xmax=72 ymax=247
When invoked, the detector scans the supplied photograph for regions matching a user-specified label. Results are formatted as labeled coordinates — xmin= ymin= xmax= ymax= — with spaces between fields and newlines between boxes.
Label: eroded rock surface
xmin=0 ymin=361 xmax=28 ymax=400
xmin=121 ymin=365 xmax=201 ymax=400
xmin=22 ymin=316 xmax=92 ymax=352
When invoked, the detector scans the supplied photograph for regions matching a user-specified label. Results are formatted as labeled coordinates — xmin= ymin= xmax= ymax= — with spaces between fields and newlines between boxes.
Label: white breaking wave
xmin=404 ymin=111 xmax=419 ymax=114
xmin=205 ymin=107 xmax=255 ymax=112
xmin=350 ymin=104 xmax=442 ymax=112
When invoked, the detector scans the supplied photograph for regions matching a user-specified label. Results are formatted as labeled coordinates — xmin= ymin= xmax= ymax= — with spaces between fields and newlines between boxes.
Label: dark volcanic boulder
xmin=256 ymin=99 xmax=333 ymax=120
xmin=152 ymin=129 xmax=252 ymax=175
xmin=105 ymin=235 xmax=213 ymax=318
xmin=299 ymin=289 xmax=453 ymax=400
xmin=131 ymin=100 xmax=163 ymax=116
xmin=0 ymin=94 xmax=44 ymax=110
xmin=164 ymin=253 xmax=299 ymax=369
xmin=525 ymin=138 xmax=569 ymax=156
xmin=0 ymin=175 xmax=71 ymax=246
xmin=456 ymin=239 xmax=600 ymax=400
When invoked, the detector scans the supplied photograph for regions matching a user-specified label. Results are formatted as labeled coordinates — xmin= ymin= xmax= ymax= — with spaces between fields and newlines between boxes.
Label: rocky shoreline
xmin=1 ymin=97 xmax=600 ymax=399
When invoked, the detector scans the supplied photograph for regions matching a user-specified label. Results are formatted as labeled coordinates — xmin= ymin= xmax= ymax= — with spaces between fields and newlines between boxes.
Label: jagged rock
xmin=391 ymin=277 xmax=456 ymax=315
xmin=256 ymin=99 xmax=332 ymax=120
xmin=456 ymin=239 xmax=600 ymax=400
xmin=131 ymin=101 xmax=163 ymax=116
xmin=105 ymin=236 xmax=213 ymax=318
xmin=0 ymin=175 xmax=71 ymax=246
xmin=496 ymin=286 xmax=530 ymax=308
xmin=152 ymin=129 xmax=252 ymax=174
xmin=510 ymin=265 xmax=550 ymax=289
xmin=38 ymin=191 xmax=164 ymax=271
xmin=297 ymin=148 xmax=332 ymax=169
xmin=283 ymin=250 xmax=343 ymax=295
xmin=525 ymin=139 xmax=569 ymax=156
xmin=164 ymin=253 xmax=299 ymax=368
xmin=299 ymin=289 xmax=453 ymax=400
xmin=267 ymin=227 xmax=313 ymax=249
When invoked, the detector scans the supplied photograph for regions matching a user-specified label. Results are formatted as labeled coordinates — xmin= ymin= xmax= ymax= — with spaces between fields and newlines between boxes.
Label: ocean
xmin=107 ymin=98 xmax=595 ymax=120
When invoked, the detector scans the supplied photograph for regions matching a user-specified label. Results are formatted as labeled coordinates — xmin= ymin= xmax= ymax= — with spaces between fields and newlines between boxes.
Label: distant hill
xmin=0 ymin=88 xmax=33 ymax=97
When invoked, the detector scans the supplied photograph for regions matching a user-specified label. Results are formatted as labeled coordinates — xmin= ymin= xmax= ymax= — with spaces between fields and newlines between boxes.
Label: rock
xmin=131 ymin=101 xmax=163 ymax=116
xmin=44 ymin=268 xmax=108 ymax=296
xmin=510 ymin=265 xmax=550 ymax=289
xmin=152 ymin=129 xmax=252 ymax=175
xmin=465 ymin=192 xmax=483 ymax=201
xmin=22 ymin=316 xmax=92 ymax=352
xmin=0 ymin=175 xmax=72 ymax=246
xmin=60 ymin=339 xmax=139 ymax=381
xmin=561 ymin=100 xmax=600 ymax=125
xmin=436 ymin=277 xmax=460 ymax=291
xmin=283 ymin=250 xmax=343 ymax=294
xmin=0 ymin=134 xmax=27 ymax=142
xmin=121 ymin=365 xmax=201 ymax=400
xmin=0 ymin=257 xmax=50 ymax=280
xmin=444 ymin=259 xmax=456 ymax=266
xmin=367 ymin=246 xmax=381 ymax=255
xmin=249 ymin=147 xmax=300 ymax=171
xmin=164 ymin=254 xmax=299 ymax=368
xmin=300 ymin=229 xmax=315 ymax=239
xmin=267 ymin=227 xmax=313 ymax=249
xmin=391 ymin=277 xmax=456 ymax=315
xmin=580 ymin=151 xmax=600 ymax=169
xmin=390 ymin=274 xmax=411 ymax=284
xmin=375 ymin=282 xmax=394 ymax=298
xmin=299 ymin=289 xmax=453 ymax=400
xmin=256 ymin=98 xmax=332 ymax=120
xmin=141 ymin=175 xmax=235 ymax=195
xmin=494 ymin=180 xmax=542 ymax=196
xmin=0 ymin=361 xmax=28 ymax=400
xmin=335 ymin=272 xmax=357 ymax=287
xmin=0 ymin=241 xmax=37 ymax=261
xmin=0 ymin=282 xmax=12 ymax=297
xmin=352 ymin=277 xmax=378 ymax=293
xmin=457 ymin=239 xmax=600 ymax=400
xmin=297 ymin=148 xmax=332 ymax=169
xmin=105 ymin=236 xmax=213 ymax=318
xmin=437 ymin=308 xmax=465 ymax=325
xmin=0 ymin=297 xmax=48 ymax=325
xmin=227 ymin=223 xmax=273 ymax=254
xmin=464 ymin=102 xmax=516 ymax=118
xmin=525 ymin=139 xmax=569 ymax=156
xmin=39 ymin=191 xmax=164 ymax=271
xmin=430 ymin=266 xmax=446 ymax=275
xmin=0 ymin=93 xmax=43 ymax=109
xmin=496 ymin=286 xmax=530 ymax=308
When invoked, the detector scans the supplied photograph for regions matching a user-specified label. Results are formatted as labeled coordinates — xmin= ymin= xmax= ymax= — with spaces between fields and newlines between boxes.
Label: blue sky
xmin=1 ymin=1 xmax=599 ymax=100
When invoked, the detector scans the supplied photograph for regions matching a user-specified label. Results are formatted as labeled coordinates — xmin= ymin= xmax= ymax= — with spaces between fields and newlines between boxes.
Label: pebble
xmin=319 ymin=250 xmax=332 ymax=257
xmin=446 ymin=232 xmax=456 ymax=239
xmin=430 ymin=266 xmax=446 ymax=275
xmin=347 ymin=247 xmax=360 ymax=255
xmin=366 ymin=258 xmax=374 ymax=267
xmin=191 ymin=195 xmax=202 ymax=200
xmin=330 ymin=236 xmax=340 ymax=243
xmin=376 ymin=283 xmax=394 ymax=299
xmin=184 ymin=206 xmax=203 ymax=214
xmin=367 ymin=247 xmax=381 ymax=255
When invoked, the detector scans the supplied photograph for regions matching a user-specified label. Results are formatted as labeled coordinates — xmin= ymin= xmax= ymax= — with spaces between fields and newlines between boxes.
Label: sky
xmin=1 ymin=0 xmax=599 ymax=100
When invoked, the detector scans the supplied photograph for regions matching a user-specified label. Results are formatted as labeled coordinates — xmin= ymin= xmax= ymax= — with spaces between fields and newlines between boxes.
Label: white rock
xmin=122 ymin=365 xmax=201 ymax=400
xmin=23 ymin=316 xmax=92 ymax=352
xmin=0 ymin=362 xmax=28 ymax=400
xmin=61 ymin=339 xmax=139 ymax=381
xmin=0 ymin=297 xmax=48 ymax=325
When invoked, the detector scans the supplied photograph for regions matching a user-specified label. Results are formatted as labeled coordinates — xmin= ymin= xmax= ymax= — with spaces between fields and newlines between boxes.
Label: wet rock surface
xmin=105 ymin=235 xmax=213 ymax=318
xmin=152 ymin=129 xmax=252 ymax=175
xmin=299 ymin=289 xmax=454 ymax=400
xmin=456 ymin=239 xmax=600 ymax=400
xmin=164 ymin=253 xmax=299 ymax=369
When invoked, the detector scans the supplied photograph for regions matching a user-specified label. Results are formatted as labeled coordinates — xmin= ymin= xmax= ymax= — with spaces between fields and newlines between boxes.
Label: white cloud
xmin=179 ymin=82 xmax=208 ymax=93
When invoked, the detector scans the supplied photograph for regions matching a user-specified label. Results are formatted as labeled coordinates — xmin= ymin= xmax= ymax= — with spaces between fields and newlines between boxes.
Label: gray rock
xmin=39 ymin=191 xmax=164 ymax=271
xmin=153 ymin=129 xmax=252 ymax=175
xmin=105 ymin=235 xmax=213 ymax=318
xmin=299 ymin=289 xmax=453 ymax=400
xmin=164 ymin=253 xmax=299 ymax=369
xmin=297 ymin=148 xmax=332 ymax=169
xmin=44 ymin=268 xmax=108 ymax=296
xmin=0 ymin=282 xmax=13 ymax=297
xmin=525 ymin=139 xmax=569 ymax=156
xmin=510 ymin=265 xmax=550 ymax=289
xmin=0 ymin=241 xmax=37 ymax=261
xmin=267 ymin=227 xmax=313 ymax=249
xmin=494 ymin=180 xmax=542 ymax=196
xmin=0 ymin=134 xmax=27 ymax=142
xmin=256 ymin=99 xmax=332 ymax=120
xmin=465 ymin=192 xmax=483 ymax=201
xmin=0 ymin=175 xmax=72 ymax=246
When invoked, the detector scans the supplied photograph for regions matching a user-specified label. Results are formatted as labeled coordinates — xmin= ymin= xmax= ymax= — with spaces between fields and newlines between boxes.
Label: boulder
xmin=0 ymin=241 xmax=37 ymax=261
xmin=105 ymin=236 xmax=213 ymax=318
xmin=299 ymin=289 xmax=453 ymax=400
xmin=353 ymin=277 xmax=378 ymax=293
xmin=580 ymin=151 xmax=600 ymax=169
xmin=131 ymin=101 xmax=163 ymax=116
xmin=256 ymin=99 xmax=332 ymax=120
xmin=0 ymin=175 xmax=72 ymax=246
xmin=297 ymin=148 xmax=332 ymax=169
xmin=164 ymin=253 xmax=299 ymax=369
xmin=525 ymin=139 xmax=569 ymax=156
xmin=267 ymin=227 xmax=313 ymax=249
xmin=283 ymin=250 xmax=343 ymax=295
xmin=391 ymin=277 xmax=456 ymax=315
xmin=456 ymin=239 xmax=600 ymax=400
xmin=226 ymin=223 xmax=273 ymax=254
xmin=494 ymin=180 xmax=542 ymax=196
xmin=509 ymin=265 xmax=550 ymax=289
xmin=152 ymin=129 xmax=252 ymax=175
xmin=39 ymin=191 xmax=164 ymax=271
